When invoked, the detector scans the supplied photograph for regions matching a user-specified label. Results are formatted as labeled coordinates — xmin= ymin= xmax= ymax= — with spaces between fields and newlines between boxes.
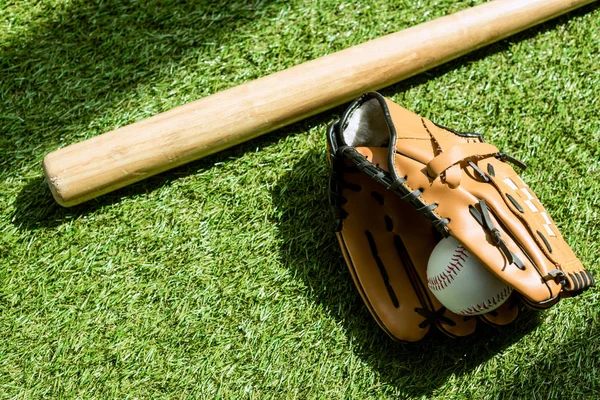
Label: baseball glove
xmin=327 ymin=92 xmax=594 ymax=342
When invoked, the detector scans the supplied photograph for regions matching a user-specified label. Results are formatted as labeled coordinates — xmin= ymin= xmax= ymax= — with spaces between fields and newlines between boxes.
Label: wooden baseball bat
xmin=43 ymin=0 xmax=596 ymax=206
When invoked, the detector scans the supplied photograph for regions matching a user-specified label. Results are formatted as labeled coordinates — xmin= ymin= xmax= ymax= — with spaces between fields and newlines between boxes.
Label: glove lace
xmin=496 ymin=152 xmax=527 ymax=170
xmin=415 ymin=307 xmax=457 ymax=328
xmin=328 ymin=153 xmax=364 ymax=231
xmin=333 ymin=145 xmax=452 ymax=235
xmin=469 ymin=199 xmax=526 ymax=271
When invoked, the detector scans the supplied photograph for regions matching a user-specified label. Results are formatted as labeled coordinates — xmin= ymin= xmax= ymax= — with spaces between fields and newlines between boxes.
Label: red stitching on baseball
xmin=456 ymin=286 xmax=512 ymax=316
xmin=453 ymin=246 xmax=468 ymax=261
xmin=427 ymin=244 xmax=469 ymax=292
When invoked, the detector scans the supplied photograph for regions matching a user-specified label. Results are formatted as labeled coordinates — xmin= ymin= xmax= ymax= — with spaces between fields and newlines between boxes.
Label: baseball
xmin=427 ymin=237 xmax=513 ymax=316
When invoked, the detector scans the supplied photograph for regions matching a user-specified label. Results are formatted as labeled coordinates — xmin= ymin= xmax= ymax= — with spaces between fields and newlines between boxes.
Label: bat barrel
xmin=42 ymin=0 xmax=595 ymax=206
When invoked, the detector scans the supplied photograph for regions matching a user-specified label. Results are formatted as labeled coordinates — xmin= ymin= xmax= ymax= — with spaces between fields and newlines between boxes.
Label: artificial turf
xmin=1 ymin=0 xmax=599 ymax=398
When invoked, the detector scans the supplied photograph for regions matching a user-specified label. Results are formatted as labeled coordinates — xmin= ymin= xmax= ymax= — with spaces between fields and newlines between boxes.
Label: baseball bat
xmin=42 ymin=0 xmax=596 ymax=207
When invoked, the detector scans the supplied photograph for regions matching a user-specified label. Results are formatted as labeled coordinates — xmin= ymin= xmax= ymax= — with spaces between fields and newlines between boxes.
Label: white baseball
xmin=427 ymin=236 xmax=513 ymax=316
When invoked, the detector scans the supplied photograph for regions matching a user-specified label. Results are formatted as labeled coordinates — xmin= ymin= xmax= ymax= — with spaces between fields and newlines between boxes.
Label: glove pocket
xmin=334 ymin=168 xmax=477 ymax=341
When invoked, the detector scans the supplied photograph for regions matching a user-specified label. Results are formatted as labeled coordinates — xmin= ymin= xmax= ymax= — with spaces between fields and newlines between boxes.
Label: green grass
xmin=1 ymin=0 xmax=599 ymax=398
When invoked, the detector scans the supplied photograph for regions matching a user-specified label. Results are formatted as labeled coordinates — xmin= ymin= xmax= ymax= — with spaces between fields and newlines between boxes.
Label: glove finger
xmin=474 ymin=159 xmax=594 ymax=297
xmin=478 ymin=292 xmax=519 ymax=327
xmin=461 ymin=180 xmax=564 ymax=305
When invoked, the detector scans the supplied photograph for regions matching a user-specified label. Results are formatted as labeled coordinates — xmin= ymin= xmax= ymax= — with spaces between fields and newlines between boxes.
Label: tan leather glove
xmin=327 ymin=92 xmax=593 ymax=342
